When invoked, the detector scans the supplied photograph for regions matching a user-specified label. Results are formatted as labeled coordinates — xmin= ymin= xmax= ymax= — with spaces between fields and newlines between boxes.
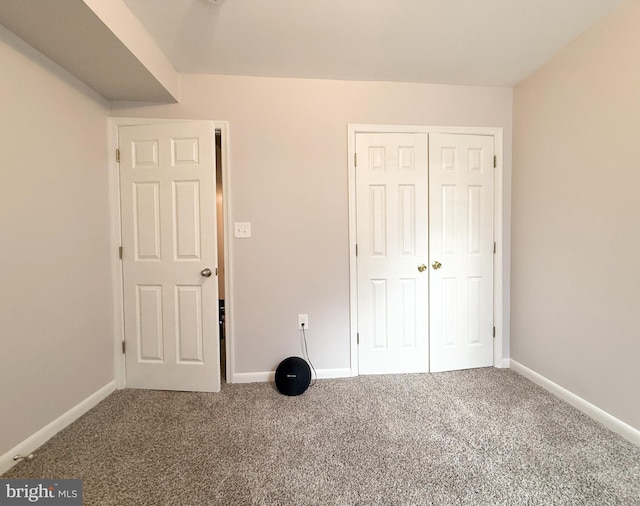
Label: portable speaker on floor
xmin=275 ymin=357 xmax=311 ymax=396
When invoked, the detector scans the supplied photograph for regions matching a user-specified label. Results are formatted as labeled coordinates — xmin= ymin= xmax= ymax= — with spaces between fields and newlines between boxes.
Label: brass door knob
xmin=432 ymin=261 xmax=442 ymax=270
xmin=200 ymin=268 xmax=212 ymax=278
xmin=418 ymin=264 xmax=427 ymax=272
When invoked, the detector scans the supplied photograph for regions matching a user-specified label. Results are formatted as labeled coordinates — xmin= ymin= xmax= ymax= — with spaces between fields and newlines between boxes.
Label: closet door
xmin=428 ymin=133 xmax=495 ymax=372
xmin=355 ymin=133 xmax=430 ymax=374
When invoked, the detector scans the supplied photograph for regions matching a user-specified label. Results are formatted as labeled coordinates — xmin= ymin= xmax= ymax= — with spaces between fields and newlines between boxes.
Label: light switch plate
xmin=234 ymin=222 xmax=251 ymax=238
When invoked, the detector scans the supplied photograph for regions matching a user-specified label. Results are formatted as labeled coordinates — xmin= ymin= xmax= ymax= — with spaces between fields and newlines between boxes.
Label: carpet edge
xmin=509 ymin=359 xmax=640 ymax=447
xmin=0 ymin=380 xmax=117 ymax=475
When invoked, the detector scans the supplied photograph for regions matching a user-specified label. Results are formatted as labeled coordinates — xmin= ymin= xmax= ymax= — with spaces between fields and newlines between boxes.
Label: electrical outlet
xmin=298 ymin=314 xmax=309 ymax=330
xmin=234 ymin=222 xmax=251 ymax=238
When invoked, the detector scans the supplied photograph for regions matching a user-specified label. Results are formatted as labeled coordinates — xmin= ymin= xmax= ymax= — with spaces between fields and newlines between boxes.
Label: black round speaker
xmin=275 ymin=357 xmax=311 ymax=396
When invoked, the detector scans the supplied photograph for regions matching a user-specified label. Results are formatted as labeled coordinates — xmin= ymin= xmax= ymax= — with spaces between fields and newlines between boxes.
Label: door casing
xmin=348 ymin=124 xmax=506 ymax=376
xmin=108 ymin=118 xmax=233 ymax=388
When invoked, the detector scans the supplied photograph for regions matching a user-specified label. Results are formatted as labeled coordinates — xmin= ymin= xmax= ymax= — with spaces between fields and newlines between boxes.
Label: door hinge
xmin=354 ymin=153 xmax=357 ymax=167
xmin=357 ymin=332 xmax=360 ymax=345
xmin=493 ymin=326 xmax=496 ymax=338
xmin=116 ymin=148 xmax=120 ymax=163
xmin=493 ymin=242 xmax=496 ymax=254
xmin=493 ymin=154 xmax=497 ymax=168
xmin=355 ymin=244 xmax=358 ymax=257
xmin=118 ymin=246 xmax=123 ymax=259
xmin=122 ymin=341 xmax=126 ymax=353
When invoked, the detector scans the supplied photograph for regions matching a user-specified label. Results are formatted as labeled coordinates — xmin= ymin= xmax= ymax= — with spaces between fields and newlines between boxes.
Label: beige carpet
xmin=3 ymin=369 xmax=640 ymax=505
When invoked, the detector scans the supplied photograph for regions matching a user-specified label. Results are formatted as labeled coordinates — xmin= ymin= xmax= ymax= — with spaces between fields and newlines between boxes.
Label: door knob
xmin=200 ymin=268 xmax=212 ymax=278
xmin=432 ymin=261 xmax=442 ymax=270
xmin=418 ymin=264 xmax=427 ymax=272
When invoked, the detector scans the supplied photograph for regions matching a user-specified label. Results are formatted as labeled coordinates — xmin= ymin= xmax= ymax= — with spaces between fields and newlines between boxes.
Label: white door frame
xmin=348 ymin=124 xmax=506 ymax=376
xmin=108 ymin=118 xmax=234 ymax=388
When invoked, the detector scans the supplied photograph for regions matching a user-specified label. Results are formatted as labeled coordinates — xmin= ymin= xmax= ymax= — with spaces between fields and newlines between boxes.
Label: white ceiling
xmin=0 ymin=0 xmax=179 ymax=102
xmin=122 ymin=0 xmax=623 ymax=87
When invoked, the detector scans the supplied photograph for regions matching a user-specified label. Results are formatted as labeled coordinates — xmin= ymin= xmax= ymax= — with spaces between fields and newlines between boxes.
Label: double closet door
xmin=356 ymin=132 xmax=495 ymax=374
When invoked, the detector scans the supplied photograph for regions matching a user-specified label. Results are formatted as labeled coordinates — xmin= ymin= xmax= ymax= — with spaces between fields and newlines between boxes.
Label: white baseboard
xmin=232 ymin=371 xmax=274 ymax=383
xmin=231 ymin=367 xmax=352 ymax=384
xmin=0 ymin=381 xmax=116 ymax=475
xmin=314 ymin=368 xmax=352 ymax=379
xmin=509 ymin=360 xmax=640 ymax=447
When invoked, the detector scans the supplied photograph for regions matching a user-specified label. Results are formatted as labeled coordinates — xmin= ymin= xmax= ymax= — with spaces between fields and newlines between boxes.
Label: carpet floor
xmin=3 ymin=369 xmax=640 ymax=505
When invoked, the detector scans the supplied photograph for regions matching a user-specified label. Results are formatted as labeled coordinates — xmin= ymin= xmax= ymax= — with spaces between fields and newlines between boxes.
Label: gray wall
xmin=111 ymin=75 xmax=513 ymax=379
xmin=0 ymin=25 xmax=114 ymax=456
xmin=512 ymin=0 xmax=640 ymax=429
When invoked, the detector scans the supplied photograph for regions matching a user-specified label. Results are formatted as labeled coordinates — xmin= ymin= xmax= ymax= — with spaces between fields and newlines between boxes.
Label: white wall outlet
xmin=234 ymin=222 xmax=251 ymax=238
xmin=298 ymin=314 xmax=309 ymax=330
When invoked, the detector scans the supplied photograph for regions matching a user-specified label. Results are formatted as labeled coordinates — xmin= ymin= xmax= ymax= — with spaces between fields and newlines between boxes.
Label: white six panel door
xmin=428 ymin=133 xmax=494 ymax=372
xmin=356 ymin=133 xmax=429 ymax=374
xmin=119 ymin=122 xmax=220 ymax=392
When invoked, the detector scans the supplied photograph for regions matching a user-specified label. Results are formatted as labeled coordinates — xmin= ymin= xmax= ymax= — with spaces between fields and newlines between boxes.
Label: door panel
xmin=429 ymin=133 xmax=494 ymax=372
xmin=120 ymin=122 xmax=220 ymax=392
xmin=356 ymin=133 xmax=429 ymax=374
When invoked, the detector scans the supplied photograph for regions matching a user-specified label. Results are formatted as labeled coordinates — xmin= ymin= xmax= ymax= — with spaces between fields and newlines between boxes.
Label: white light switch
xmin=234 ymin=222 xmax=251 ymax=238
